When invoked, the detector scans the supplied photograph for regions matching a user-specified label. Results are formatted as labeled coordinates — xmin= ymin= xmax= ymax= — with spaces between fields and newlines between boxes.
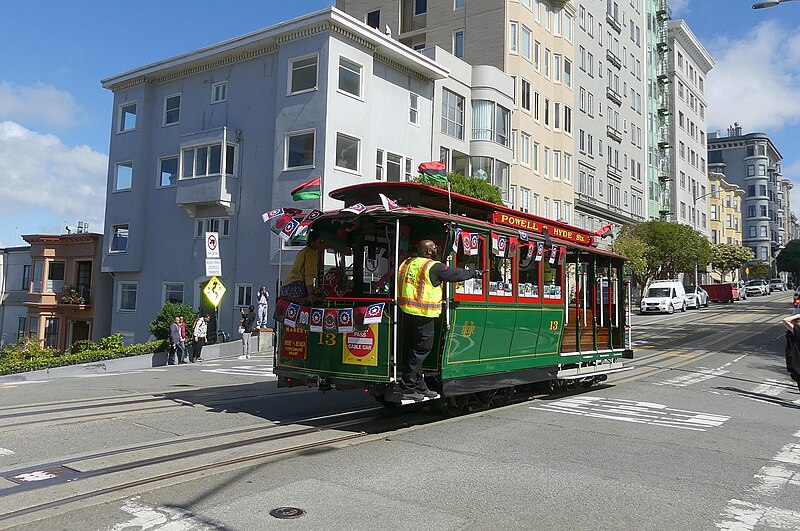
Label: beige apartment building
xmin=338 ymin=0 xmax=576 ymax=223
xmin=707 ymin=172 xmax=743 ymax=248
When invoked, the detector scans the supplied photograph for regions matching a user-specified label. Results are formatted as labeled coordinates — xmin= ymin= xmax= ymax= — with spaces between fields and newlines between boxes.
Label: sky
xmin=0 ymin=0 xmax=799 ymax=247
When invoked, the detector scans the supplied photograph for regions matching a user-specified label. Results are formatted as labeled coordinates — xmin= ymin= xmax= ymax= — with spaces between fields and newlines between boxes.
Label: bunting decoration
xmin=507 ymin=237 xmax=518 ymax=258
xmin=468 ymin=233 xmax=479 ymax=256
xmin=452 ymin=228 xmax=462 ymax=253
xmin=535 ymin=242 xmax=545 ymax=262
xmin=284 ymin=303 xmax=301 ymax=328
xmin=278 ymin=218 xmax=300 ymax=242
xmin=549 ymin=245 xmax=559 ymax=264
xmin=262 ymin=208 xmax=284 ymax=222
xmin=323 ymin=309 xmax=339 ymax=332
xmin=275 ymin=302 xmax=387 ymax=333
xmin=337 ymin=308 xmax=355 ymax=333
xmin=594 ymin=223 xmax=613 ymax=238
xmin=309 ymin=308 xmax=324 ymax=333
xmin=557 ymin=246 xmax=568 ymax=265
xmin=379 ymin=193 xmax=401 ymax=212
xmin=519 ymin=231 xmax=529 ymax=242
xmin=291 ymin=177 xmax=321 ymax=201
xmin=460 ymin=230 xmax=472 ymax=255
xmin=342 ymin=203 xmax=368 ymax=216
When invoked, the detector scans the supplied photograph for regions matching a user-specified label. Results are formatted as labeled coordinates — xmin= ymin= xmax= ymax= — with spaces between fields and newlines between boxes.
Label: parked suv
xmin=745 ymin=279 xmax=769 ymax=296
xmin=769 ymin=278 xmax=786 ymax=292
xmin=735 ymin=280 xmax=747 ymax=300
xmin=640 ymin=280 xmax=687 ymax=314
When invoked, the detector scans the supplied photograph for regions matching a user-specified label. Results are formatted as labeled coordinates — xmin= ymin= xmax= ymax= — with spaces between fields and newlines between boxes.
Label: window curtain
xmin=472 ymin=100 xmax=493 ymax=141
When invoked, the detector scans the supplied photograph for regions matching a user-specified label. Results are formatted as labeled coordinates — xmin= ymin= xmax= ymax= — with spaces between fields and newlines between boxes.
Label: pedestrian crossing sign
xmin=203 ymin=276 xmax=226 ymax=307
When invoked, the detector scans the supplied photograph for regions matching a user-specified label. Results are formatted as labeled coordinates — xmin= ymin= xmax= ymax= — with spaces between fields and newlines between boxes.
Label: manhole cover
xmin=270 ymin=507 xmax=305 ymax=519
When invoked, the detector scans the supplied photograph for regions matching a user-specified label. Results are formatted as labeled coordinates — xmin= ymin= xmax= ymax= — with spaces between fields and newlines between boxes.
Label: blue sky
xmin=0 ymin=0 xmax=798 ymax=247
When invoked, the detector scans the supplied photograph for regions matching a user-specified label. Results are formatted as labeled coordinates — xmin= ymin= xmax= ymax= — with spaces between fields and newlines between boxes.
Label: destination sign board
xmin=492 ymin=212 xmax=592 ymax=245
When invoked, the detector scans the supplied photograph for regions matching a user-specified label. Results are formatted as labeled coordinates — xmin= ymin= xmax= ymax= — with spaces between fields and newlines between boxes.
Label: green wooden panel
xmin=535 ymin=307 xmax=564 ymax=355
xmin=509 ymin=308 xmax=543 ymax=358
xmin=442 ymin=307 xmax=487 ymax=377
xmin=481 ymin=307 xmax=516 ymax=362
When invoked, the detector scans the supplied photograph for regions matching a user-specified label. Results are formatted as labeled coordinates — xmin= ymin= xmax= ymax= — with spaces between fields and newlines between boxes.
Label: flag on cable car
xmin=270 ymin=214 xmax=293 ymax=237
xmin=273 ymin=299 xmax=290 ymax=321
xmin=507 ymin=236 xmax=518 ymax=258
xmin=549 ymin=245 xmax=560 ymax=264
xmin=262 ymin=208 xmax=284 ymax=222
xmin=518 ymin=231 xmax=529 ymax=242
xmin=284 ymin=303 xmax=301 ymax=328
xmin=278 ymin=217 xmax=300 ymax=242
xmin=363 ymin=303 xmax=385 ymax=324
xmin=535 ymin=241 xmax=545 ymax=262
xmin=323 ymin=309 xmax=338 ymax=333
xmin=342 ymin=202 xmax=367 ymax=216
xmin=298 ymin=307 xmax=311 ymax=329
xmin=527 ymin=241 xmax=536 ymax=258
xmin=594 ymin=223 xmax=613 ymax=238
xmin=461 ymin=230 xmax=472 ymax=254
xmin=291 ymin=178 xmax=321 ymax=201
xmin=557 ymin=246 xmax=567 ymax=265
xmin=469 ymin=233 xmax=479 ymax=255
xmin=292 ymin=209 xmax=324 ymax=242
xmin=418 ymin=161 xmax=448 ymax=183
xmin=309 ymin=308 xmax=324 ymax=333
xmin=379 ymin=193 xmax=401 ymax=212
xmin=452 ymin=228 xmax=462 ymax=252
xmin=338 ymin=308 xmax=355 ymax=333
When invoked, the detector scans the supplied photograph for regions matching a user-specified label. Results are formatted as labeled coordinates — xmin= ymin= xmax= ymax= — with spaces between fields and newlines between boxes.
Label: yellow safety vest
xmin=397 ymin=257 xmax=443 ymax=317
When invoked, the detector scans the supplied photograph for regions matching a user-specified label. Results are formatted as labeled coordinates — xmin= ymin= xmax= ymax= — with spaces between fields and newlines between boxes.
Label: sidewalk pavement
xmin=0 ymin=330 xmax=274 ymax=384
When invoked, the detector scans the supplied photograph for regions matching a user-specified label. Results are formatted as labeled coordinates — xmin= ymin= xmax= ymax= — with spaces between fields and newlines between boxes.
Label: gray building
xmin=100 ymin=7 xmax=511 ymax=343
xmin=0 ymin=246 xmax=31 ymax=346
xmin=574 ymin=0 xmax=648 ymax=235
xmin=708 ymin=125 xmax=786 ymax=273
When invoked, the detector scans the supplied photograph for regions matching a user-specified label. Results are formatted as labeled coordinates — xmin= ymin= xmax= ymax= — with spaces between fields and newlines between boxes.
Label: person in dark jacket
xmin=783 ymin=315 xmax=800 ymax=392
xmin=239 ymin=305 xmax=257 ymax=359
xmin=397 ymin=239 xmax=484 ymax=401
xmin=168 ymin=317 xmax=183 ymax=366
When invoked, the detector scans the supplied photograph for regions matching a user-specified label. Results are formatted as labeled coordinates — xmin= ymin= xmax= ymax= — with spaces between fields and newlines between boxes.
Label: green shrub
xmin=414 ymin=172 xmax=504 ymax=205
xmin=149 ymin=302 xmax=197 ymax=341
xmin=0 ymin=337 xmax=59 ymax=364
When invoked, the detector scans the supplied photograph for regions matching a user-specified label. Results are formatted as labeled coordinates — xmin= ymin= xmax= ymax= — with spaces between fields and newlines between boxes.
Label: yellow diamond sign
xmin=203 ymin=276 xmax=226 ymax=307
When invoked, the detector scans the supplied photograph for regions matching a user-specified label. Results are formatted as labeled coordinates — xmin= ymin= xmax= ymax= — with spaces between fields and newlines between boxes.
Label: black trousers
xmin=400 ymin=313 xmax=435 ymax=392
xmin=192 ymin=339 xmax=204 ymax=361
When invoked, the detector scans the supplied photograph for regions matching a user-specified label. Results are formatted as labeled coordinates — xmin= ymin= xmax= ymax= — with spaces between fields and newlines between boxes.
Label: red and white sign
xmin=205 ymin=232 xmax=220 ymax=258
xmin=342 ymin=325 xmax=378 ymax=366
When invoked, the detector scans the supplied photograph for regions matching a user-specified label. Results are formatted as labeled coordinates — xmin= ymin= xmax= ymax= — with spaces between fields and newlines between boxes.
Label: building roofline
xmin=669 ymin=19 xmax=714 ymax=73
xmin=707 ymin=131 xmax=783 ymax=160
xmin=0 ymin=245 xmax=31 ymax=253
xmin=101 ymin=7 xmax=449 ymax=91
xmin=22 ymin=233 xmax=102 ymax=245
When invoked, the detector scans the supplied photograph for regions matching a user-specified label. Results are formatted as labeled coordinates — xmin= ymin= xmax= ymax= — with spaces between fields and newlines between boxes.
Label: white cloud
xmin=670 ymin=0 xmax=691 ymax=16
xmin=706 ymin=20 xmax=800 ymax=133
xmin=0 ymin=82 xmax=87 ymax=129
xmin=0 ymin=121 xmax=107 ymax=235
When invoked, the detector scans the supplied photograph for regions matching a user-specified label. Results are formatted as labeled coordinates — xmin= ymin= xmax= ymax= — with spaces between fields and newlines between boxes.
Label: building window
xmin=521 ymin=188 xmax=530 ymax=213
xmin=564 ymin=59 xmax=572 ymax=87
xmin=335 ymin=133 xmax=360 ymax=173
xmin=110 ymin=225 xmax=129 ymax=253
xmin=366 ymin=10 xmax=380 ymax=28
xmin=749 ymin=226 xmax=757 ymax=238
xmin=409 ymin=93 xmax=419 ymax=124
xmin=28 ymin=316 xmax=38 ymax=338
xmin=521 ymin=79 xmax=531 ymax=111
xmin=163 ymin=282 xmax=184 ymax=304
xmin=441 ymin=89 xmax=465 ymax=139
xmin=32 ymin=260 xmax=43 ymax=293
xmin=758 ymin=164 xmax=766 ymax=176
xmin=338 ymin=57 xmax=362 ymax=98
xmin=520 ymin=132 xmax=531 ymax=166
xmin=453 ymin=30 xmax=465 ymax=58
xmin=563 ymin=153 xmax=572 ymax=182
xmin=521 ymin=26 xmax=532 ymax=59
xmin=286 ymin=130 xmax=315 ymax=169
xmin=182 ymin=143 xmax=236 ymax=178
xmin=17 ymin=317 xmax=26 ymax=341
xmin=564 ymin=106 xmax=572 ymax=134
xmin=44 ymin=318 xmax=59 ymax=349
xmin=455 ymin=0 xmax=465 ymax=8
xmin=159 ymin=156 xmax=179 ymax=187
xmin=289 ymin=55 xmax=318 ymax=94
xmin=376 ymin=149 xmax=385 ymax=181
xmin=414 ymin=0 xmax=427 ymax=15
xmin=115 ymin=162 xmax=132 ymax=191
xmin=163 ymin=94 xmax=181 ymax=126
xmin=235 ymin=284 xmax=253 ymax=307
xmin=46 ymin=261 xmax=65 ymax=293
xmin=118 ymin=281 xmax=137 ymax=312
xmin=211 ymin=82 xmax=227 ymax=103
xmin=195 ymin=217 xmax=230 ymax=238
xmin=747 ymin=165 xmax=755 ymax=177
xmin=387 ymin=153 xmax=402 ymax=181
xmin=119 ymin=102 xmax=136 ymax=132
xmin=509 ymin=22 xmax=518 ymax=53
xmin=21 ymin=264 xmax=30 ymax=291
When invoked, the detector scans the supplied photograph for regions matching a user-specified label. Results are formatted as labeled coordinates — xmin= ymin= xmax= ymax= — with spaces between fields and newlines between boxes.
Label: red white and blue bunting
xmin=274 ymin=300 xmax=386 ymax=333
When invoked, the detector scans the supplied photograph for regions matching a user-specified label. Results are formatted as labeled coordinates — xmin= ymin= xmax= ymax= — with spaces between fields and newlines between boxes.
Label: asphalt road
xmin=1 ymin=290 xmax=798 ymax=530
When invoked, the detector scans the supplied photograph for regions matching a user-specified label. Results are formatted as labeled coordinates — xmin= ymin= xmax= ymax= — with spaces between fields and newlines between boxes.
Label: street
xmin=1 ymin=290 xmax=798 ymax=530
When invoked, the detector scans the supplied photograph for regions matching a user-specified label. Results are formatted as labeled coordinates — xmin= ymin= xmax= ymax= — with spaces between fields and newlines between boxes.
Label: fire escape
xmin=656 ymin=0 xmax=672 ymax=220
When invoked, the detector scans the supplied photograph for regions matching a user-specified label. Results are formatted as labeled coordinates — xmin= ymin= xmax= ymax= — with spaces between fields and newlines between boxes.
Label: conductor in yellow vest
xmin=398 ymin=239 xmax=484 ymax=401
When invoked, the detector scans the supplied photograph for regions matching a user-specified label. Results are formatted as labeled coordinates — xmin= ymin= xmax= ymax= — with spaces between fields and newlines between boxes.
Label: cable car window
xmin=543 ymin=258 xmax=563 ymax=300
xmin=454 ymin=233 xmax=484 ymax=296
xmin=518 ymin=243 xmax=540 ymax=299
xmin=362 ymin=227 xmax=393 ymax=296
xmin=490 ymin=254 xmax=514 ymax=297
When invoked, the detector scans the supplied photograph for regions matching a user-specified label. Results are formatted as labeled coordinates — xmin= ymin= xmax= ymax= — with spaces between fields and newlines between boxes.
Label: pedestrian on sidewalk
xmin=256 ymin=286 xmax=270 ymax=330
xmin=782 ymin=314 xmax=800 ymax=392
xmin=191 ymin=315 xmax=210 ymax=362
xmin=168 ymin=316 xmax=183 ymax=365
xmin=177 ymin=316 xmax=189 ymax=363
xmin=239 ymin=305 xmax=256 ymax=359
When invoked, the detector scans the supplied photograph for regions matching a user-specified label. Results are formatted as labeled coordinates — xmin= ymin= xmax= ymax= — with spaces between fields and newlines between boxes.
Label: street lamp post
xmin=753 ymin=0 xmax=797 ymax=9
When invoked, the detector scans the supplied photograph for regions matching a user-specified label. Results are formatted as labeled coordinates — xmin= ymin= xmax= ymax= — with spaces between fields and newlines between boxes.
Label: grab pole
xmin=392 ymin=218 xmax=401 ymax=383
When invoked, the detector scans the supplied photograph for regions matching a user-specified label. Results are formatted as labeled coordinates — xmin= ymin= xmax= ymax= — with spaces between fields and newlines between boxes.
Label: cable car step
xmin=556 ymin=362 xmax=633 ymax=380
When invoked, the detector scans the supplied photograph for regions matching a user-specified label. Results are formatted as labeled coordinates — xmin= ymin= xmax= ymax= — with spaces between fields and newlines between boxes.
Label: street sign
xmin=205 ymin=232 xmax=220 ymax=258
xmin=203 ymin=276 xmax=226 ymax=307
xmin=205 ymin=258 xmax=222 ymax=277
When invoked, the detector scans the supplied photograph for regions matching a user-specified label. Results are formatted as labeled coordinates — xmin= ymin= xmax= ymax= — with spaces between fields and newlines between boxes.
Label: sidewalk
xmin=0 ymin=331 xmax=274 ymax=384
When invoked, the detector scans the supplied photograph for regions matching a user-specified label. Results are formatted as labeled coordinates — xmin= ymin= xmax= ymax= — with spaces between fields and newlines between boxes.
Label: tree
xmin=612 ymin=233 xmax=648 ymax=279
xmin=149 ymin=302 xmax=197 ymax=341
xmin=748 ymin=261 xmax=769 ymax=280
xmin=710 ymin=244 xmax=753 ymax=282
xmin=414 ymin=172 xmax=504 ymax=205
xmin=618 ymin=220 xmax=711 ymax=286
xmin=777 ymin=239 xmax=800 ymax=279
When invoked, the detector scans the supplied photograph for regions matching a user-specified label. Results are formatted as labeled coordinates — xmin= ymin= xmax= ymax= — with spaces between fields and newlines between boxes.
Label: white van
xmin=640 ymin=280 xmax=686 ymax=314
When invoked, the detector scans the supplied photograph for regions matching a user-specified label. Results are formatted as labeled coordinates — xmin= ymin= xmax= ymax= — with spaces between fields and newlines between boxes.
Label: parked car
xmin=735 ymin=281 xmax=747 ymax=300
xmin=685 ymin=285 xmax=709 ymax=309
xmin=640 ymin=280 xmax=687 ymax=314
xmin=769 ymin=278 xmax=786 ymax=292
xmin=745 ymin=279 xmax=769 ymax=296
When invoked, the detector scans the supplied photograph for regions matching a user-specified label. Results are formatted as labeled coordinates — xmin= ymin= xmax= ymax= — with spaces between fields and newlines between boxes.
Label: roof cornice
xmin=669 ymin=19 xmax=714 ymax=73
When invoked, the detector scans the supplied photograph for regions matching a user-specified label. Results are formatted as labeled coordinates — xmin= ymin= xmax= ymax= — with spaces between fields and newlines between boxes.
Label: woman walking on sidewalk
xmin=239 ymin=305 xmax=256 ymax=359
xmin=191 ymin=315 xmax=210 ymax=362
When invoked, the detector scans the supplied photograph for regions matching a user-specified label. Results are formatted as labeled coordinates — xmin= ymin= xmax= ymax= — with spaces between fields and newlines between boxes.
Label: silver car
xmin=685 ymin=285 xmax=709 ymax=309
xmin=769 ymin=278 xmax=786 ymax=292
xmin=745 ymin=279 xmax=769 ymax=296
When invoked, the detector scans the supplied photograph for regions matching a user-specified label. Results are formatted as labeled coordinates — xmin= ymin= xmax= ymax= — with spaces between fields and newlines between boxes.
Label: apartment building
xmin=338 ymin=0 xmax=577 ymax=223
xmin=573 ymin=0 xmax=647 ymax=235
xmin=100 ymin=7 xmax=511 ymax=342
xmin=668 ymin=19 xmax=713 ymax=238
xmin=0 ymin=246 xmax=31 ymax=346
xmin=707 ymin=171 xmax=743 ymax=248
xmin=708 ymin=126 xmax=787 ymax=273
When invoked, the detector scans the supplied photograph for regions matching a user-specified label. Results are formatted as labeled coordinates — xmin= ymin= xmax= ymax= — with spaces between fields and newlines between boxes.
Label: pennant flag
xmin=535 ymin=242 xmax=545 ymax=262
xmin=491 ymin=233 xmax=500 ymax=256
xmin=262 ymin=208 xmax=284 ymax=223
xmin=519 ymin=231 xmax=529 ymax=242
xmin=301 ymin=209 xmax=324 ymax=224
xmin=461 ymin=231 xmax=472 ymax=255
xmin=363 ymin=303 xmax=385 ymax=325
xmin=278 ymin=218 xmax=300 ymax=242
xmin=291 ymin=178 xmax=321 ymax=201
xmin=291 ymin=223 xmax=310 ymax=243
xmin=298 ymin=306 xmax=311 ymax=329
xmin=323 ymin=309 xmax=338 ymax=333
xmin=452 ymin=228 xmax=462 ymax=253
xmin=557 ymin=246 xmax=568 ymax=265
xmin=549 ymin=245 xmax=559 ymax=264
xmin=338 ymin=308 xmax=355 ymax=333
xmin=309 ymin=308 xmax=324 ymax=333
xmin=284 ymin=303 xmax=301 ymax=328
xmin=527 ymin=241 xmax=535 ymax=258
xmin=418 ymin=161 xmax=448 ymax=183
xmin=379 ymin=193 xmax=401 ymax=212
xmin=469 ymin=233 xmax=479 ymax=256
xmin=595 ymin=223 xmax=613 ymax=238
xmin=507 ymin=237 xmax=518 ymax=258
xmin=497 ymin=235 xmax=508 ymax=257
xmin=273 ymin=299 xmax=290 ymax=321
xmin=342 ymin=203 xmax=367 ymax=216
xmin=271 ymin=214 xmax=293 ymax=236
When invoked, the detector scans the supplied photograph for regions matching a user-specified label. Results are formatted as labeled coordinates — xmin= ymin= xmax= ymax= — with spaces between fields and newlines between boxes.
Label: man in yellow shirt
xmin=281 ymin=231 xmax=325 ymax=303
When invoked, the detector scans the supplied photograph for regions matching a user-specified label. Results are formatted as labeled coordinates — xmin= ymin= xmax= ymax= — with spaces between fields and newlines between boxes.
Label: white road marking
xmin=717 ymin=500 xmax=800 ymax=530
xmin=13 ymin=471 xmax=56 ymax=482
xmin=654 ymin=355 xmax=748 ymax=388
xmin=0 ymin=447 xmax=15 ymax=456
xmin=111 ymin=497 xmax=222 ymax=530
xmin=751 ymin=381 xmax=788 ymax=397
xmin=201 ymin=366 xmax=276 ymax=378
xmin=531 ymin=397 xmax=729 ymax=431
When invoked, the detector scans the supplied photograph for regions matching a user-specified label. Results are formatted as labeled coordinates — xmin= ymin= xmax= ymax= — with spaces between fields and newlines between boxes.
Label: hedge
xmin=0 ymin=339 xmax=167 ymax=376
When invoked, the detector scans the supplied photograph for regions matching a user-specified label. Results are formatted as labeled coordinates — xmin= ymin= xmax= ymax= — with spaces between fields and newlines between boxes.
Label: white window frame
xmin=288 ymin=53 xmax=319 ymax=96
xmin=110 ymin=224 xmax=129 ymax=254
xmin=334 ymin=132 xmax=361 ymax=174
xmin=118 ymin=102 xmax=137 ymax=133
xmin=285 ymin=129 xmax=316 ymax=170
xmin=114 ymin=161 xmax=133 ymax=192
xmin=337 ymin=55 xmax=363 ymax=99
xmin=520 ymin=132 xmax=531 ymax=167
xmin=409 ymin=93 xmax=419 ymax=125
xmin=162 ymin=282 xmax=184 ymax=305
xmin=194 ymin=217 xmax=231 ymax=239
xmin=509 ymin=22 xmax=518 ymax=54
xmin=118 ymin=281 xmax=138 ymax=312
xmin=211 ymin=81 xmax=228 ymax=103
xmin=235 ymin=283 xmax=253 ymax=308
xmin=163 ymin=93 xmax=181 ymax=126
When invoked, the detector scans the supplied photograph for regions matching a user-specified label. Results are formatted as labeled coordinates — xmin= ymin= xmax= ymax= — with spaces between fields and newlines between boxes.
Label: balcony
xmin=606 ymin=125 xmax=622 ymax=143
xmin=606 ymin=12 xmax=622 ymax=33
xmin=607 ymin=164 xmax=622 ymax=180
xmin=59 ymin=285 xmax=91 ymax=308
xmin=606 ymin=49 xmax=622 ymax=69
xmin=606 ymin=87 xmax=622 ymax=106
xmin=176 ymin=174 xmax=238 ymax=216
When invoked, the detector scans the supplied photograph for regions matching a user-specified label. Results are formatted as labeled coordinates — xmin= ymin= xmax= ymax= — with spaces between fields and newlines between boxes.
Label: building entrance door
xmin=70 ymin=320 xmax=90 ymax=350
